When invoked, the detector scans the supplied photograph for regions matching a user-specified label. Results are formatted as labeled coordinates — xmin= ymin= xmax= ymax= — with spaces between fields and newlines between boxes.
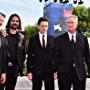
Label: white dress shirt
xmin=39 ymin=32 xmax=47 ymax=47
xmin=68 ymin=31 xmax=77 ymax=43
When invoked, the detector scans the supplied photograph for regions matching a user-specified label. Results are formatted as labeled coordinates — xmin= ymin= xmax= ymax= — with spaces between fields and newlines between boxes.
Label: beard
xmin=10 ymin=24 xmax=19 ymax=30
xmin=0 ymin=22 xmax=3 ymax=26
xmin=0 ymin=23 xmax=2 ymax=26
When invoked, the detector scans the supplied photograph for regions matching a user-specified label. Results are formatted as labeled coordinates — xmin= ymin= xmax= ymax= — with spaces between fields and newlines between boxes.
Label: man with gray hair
xmin=54 ymin=15 xmax=90 ymax=90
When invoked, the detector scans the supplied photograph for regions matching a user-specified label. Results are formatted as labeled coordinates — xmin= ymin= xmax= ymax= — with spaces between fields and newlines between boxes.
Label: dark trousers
xmin=32 ymin=74 xmax=54 ymax=90
xmin=5 ymin=73 xmax=17 ymax=90
xmin=0 ymin=84 xmax=4 ymax=90
xmin=58 ymin=68 xmax=86 ymax=90
xmin=0 ymin=75 xmax=4 ymax=90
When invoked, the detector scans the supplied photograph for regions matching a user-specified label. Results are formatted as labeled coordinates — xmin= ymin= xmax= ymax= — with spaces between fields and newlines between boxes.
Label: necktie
xmin=71 ymin=35 xmax=76 ymax=67
xmin=42 ymin=35 xmax=45 ymax=48
xmin=70 ymin=35 xmax=75 ymax=50
xmin=71 ymin=35 xmax=74 ymax=44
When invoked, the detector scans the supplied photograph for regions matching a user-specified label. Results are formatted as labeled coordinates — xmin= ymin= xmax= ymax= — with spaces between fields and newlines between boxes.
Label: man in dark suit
xmin=55 ymin=15 xmax=90 ymax=90
xmin=0 ymin=12 xmax=6 ymax=90
xmin=0 ymin=34 xmax=7 ymax=90
xmin=27 ymin=17 xmax=55 ymax=90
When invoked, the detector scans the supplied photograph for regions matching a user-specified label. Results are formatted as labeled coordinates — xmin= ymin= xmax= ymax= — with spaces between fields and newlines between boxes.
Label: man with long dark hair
xmin=5 ymin=13 xmax=25 ymax=90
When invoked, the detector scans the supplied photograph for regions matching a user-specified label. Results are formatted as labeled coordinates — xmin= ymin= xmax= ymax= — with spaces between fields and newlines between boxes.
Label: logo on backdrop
xmin=44 ymin=3 xmax=72 ymax=37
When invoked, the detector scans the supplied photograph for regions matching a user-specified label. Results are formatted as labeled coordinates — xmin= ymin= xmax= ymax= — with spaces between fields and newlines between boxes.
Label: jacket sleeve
xmin=2 ymin=37 xmax=7 ymax=73
xmin=84 ymin=37 xmax=90 ymax=75
xmin=51 ymin=36 xmax=57 ymax=73
xmin=17 ymin=33 xmax=26 ymax=75
xmin=53 ymin=37 xmax=60 ymax=72
xmin=27 ymin=37 xmax=34 ymax=74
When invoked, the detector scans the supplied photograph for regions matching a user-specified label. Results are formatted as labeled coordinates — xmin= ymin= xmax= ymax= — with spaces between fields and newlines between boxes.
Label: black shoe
xmin=63 ymin=0 xmax=69 ymax=3
xmin=78 ymin=1 xmax=84 ymax=4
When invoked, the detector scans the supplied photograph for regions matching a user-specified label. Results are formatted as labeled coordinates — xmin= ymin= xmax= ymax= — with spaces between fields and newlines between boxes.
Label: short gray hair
xmin=67 ymin=15 xmax=78 ymax=24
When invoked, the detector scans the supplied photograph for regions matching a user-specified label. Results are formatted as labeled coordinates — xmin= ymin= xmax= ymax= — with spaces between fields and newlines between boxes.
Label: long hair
xmin=6 ymin=13 xmax=22 ymax=32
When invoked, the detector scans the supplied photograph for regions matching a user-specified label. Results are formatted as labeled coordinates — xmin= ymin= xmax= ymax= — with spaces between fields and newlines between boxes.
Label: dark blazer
xmin=55 ymin=32 xmax=90 ymax=80
xmin=0 ymin=34 xmax=6 ymax=75
xmin=27 ymin=33 xmax=55 ymax=76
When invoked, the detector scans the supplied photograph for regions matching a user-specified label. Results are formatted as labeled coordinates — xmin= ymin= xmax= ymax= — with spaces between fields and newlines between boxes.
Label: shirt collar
xmin=38 ymin=32 xmax=47 ymax=47
xmin=68 ymin=31 xmax=77 ymax=42
xmin=39 ymin=32 xmax=47 ymax=38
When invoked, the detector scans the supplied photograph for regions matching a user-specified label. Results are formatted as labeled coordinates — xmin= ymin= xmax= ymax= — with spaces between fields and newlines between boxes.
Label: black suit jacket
xmin=27 ymin=33 xmax=55 ymax=76
xmin=0 ymin=34 xmax=6 ymax=75
xmin=55 ymin=32 xmax=90 ymax=80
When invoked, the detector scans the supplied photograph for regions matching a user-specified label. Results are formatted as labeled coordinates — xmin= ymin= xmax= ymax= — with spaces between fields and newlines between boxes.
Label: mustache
xmin=11 ymin=24 xmax=19 ymax=27
xmin=10 ymin=23 xmax=19 ymax=30
xmin=0 ymin=23 xmax=2 ymax=26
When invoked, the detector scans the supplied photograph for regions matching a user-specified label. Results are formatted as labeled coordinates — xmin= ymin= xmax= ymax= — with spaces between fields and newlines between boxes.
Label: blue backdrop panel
xmin=44 ymin=3 xmax=72 ymax=37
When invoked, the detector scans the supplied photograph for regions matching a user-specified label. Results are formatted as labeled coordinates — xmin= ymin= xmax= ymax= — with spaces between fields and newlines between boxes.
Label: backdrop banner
xmin=44 ymin=3 xmax=72 ymax=37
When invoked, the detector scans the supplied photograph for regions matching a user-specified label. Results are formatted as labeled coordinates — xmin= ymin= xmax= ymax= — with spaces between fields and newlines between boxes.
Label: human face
xmin=10 ymin=16 xmax=19 ymax=30
xmin=38 ymin=21 xmax=48 ymax=34
xmin=67 ymin=17 xmax=78 ymax=34
xmin=0 ymin=14 xmax=5 ymax=26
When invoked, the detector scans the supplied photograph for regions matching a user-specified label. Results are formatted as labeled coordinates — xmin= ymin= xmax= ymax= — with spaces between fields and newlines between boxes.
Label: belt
xmin=73 ymin=63 xmax=76 ymax=67
xmin=8 ymin=62 xmax=13 ymax=67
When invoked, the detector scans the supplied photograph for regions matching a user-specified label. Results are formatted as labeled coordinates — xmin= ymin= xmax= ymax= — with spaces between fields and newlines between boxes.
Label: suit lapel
xmin=36 ymin=34 xmax=42 ymax=48
xmin=46 ymin=34 xmax=53 ymax=49
xmin=46 ymin=35 xmax=49 ymax=48
xmin=65 ymin=32 xmax=71 ymax=44
xmin=76 ymin=32 xmax=79 ymax=45
xmin=75 ymin=32 xmax=85 ymax=52
xmin=36 ymin=33 xmax=45 ymax=49
xmin=76 ymin=32 xmax=82 ymax=46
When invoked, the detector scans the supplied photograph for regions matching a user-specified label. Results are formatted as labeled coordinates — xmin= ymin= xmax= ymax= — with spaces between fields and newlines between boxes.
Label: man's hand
xmin=0 ymin=73 xmax=6 ymax=84
xmin=28 ymin=73 xmax=33 ymax=80
xmin=0 ymin=29 xmax=8 ymax=37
